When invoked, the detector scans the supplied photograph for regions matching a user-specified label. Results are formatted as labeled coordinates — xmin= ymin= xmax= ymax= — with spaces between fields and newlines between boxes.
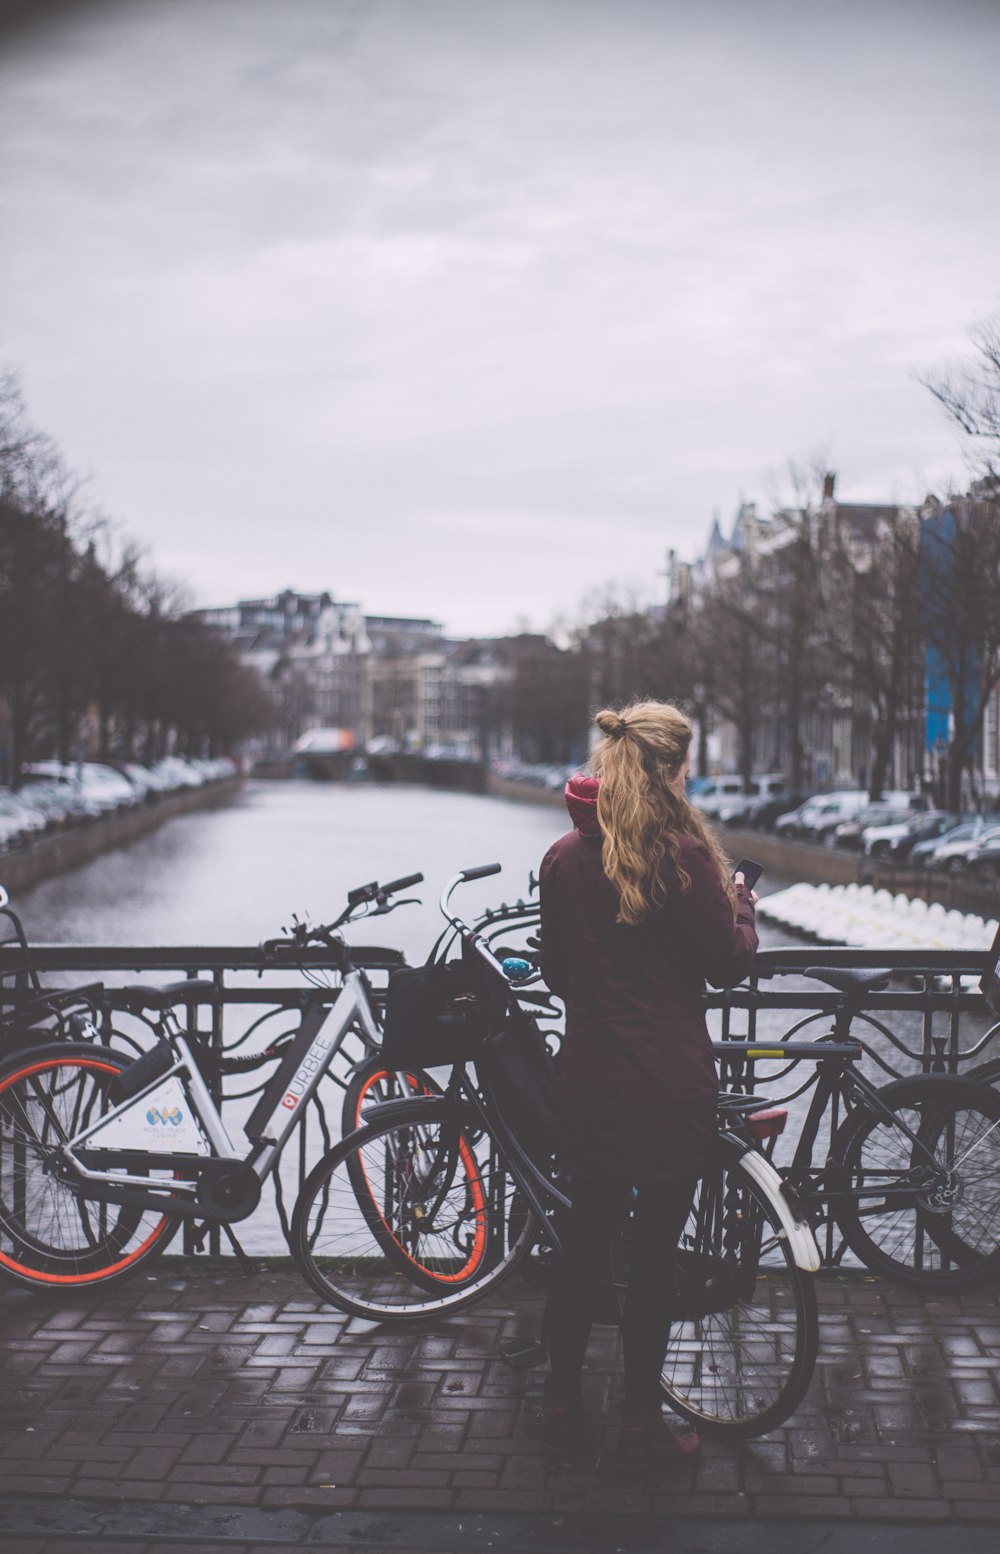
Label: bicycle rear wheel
xmin=656 ymin=1143 xmax=818 ymax=1438
xmin=0 ymin=1042 xmax=181 ymax=1289
xmin=833 ymin=1074 xmax=1000 ymax=1290
xmin=291 ymin=1101 xmax=536 ymax=1321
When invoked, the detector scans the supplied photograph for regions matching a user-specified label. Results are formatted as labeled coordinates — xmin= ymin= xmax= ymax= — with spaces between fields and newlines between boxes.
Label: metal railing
xmin=1 ymin=937 xmax=997 ymax=1265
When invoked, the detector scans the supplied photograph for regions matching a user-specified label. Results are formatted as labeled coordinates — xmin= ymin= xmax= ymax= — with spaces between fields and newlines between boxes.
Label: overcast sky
xmin=1 ymin=0 xmax=998 ymax=636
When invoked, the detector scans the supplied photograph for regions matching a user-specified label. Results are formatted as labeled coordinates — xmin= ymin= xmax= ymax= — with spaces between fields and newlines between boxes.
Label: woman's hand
xmin=733 ymin=871 xmax=759 ymax=905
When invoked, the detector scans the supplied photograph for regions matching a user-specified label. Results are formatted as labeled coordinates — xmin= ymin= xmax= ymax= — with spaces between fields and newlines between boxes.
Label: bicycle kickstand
xmin=221 ymin=1222 xmax=260 ymax=1276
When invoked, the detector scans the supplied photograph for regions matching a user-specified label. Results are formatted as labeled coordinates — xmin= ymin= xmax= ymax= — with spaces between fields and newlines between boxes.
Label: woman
xmin=538 ymin=700 xmax=758 ymax=1467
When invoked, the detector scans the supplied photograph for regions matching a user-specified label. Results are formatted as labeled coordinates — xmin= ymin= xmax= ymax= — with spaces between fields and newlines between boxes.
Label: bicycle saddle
xmin=803 ymin=967 xmax=891 ymax=997
xmin=119 ymin=979 xmax=217 ymax=1010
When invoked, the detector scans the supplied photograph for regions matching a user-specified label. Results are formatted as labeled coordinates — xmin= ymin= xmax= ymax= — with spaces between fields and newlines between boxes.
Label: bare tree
xmin=0 ymin=361 xmax=279 ymax=773
xmin=920 ymin=316 xmax=1000 ymax=466
xmin=576 ymin=585 xmax=673 ymax=715
xmin=822 ymin=508 xmax=924 ymax=799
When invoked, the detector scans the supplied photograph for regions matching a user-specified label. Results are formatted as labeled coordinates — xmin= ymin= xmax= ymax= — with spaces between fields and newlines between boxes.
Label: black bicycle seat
xmin=119 ymin=979 xmax=217 ymax=1010
xmin=803 ymin=967 xmax=891 ymax=997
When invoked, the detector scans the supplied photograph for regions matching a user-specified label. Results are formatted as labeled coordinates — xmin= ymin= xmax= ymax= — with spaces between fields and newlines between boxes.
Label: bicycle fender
xmin=735 ymin=1144 xmax=822 ymax=1273
xmin=357 ymin=1094 xmax=467 ymax=1129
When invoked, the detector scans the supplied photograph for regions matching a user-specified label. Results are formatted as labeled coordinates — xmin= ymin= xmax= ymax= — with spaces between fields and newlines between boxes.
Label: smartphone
xmin=732 ymin=858 xmax=764 ymax=890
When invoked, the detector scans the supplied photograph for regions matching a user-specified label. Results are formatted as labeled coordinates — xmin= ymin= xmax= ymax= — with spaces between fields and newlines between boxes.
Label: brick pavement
xmin=1 ymin=1261 xmax=999 ymax=1550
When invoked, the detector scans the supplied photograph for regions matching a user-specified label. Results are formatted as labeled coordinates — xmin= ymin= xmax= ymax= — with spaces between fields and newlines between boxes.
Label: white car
xmin=696 ymin=774 xmax=786 ymax=819
xmin=795 ymin=792 xmax=870 ymax=840
xmin=22 ymin=762 xmax=124 ymax=815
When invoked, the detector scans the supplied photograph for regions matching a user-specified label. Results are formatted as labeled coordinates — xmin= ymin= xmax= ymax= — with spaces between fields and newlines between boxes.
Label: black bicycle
xmin=291 ymin=865 xmax=822 ymax=1439
xmin=717 ymin=965 xmax=1000 ymax=1291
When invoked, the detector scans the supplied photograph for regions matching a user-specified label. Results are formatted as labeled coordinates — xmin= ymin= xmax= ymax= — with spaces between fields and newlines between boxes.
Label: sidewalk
xmin=1 ymin=1262 xmax=999 ymax=1552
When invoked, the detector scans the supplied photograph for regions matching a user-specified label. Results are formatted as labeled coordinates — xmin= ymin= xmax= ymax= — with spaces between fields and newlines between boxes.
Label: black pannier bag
xmin=477 ymin=1005 xmax=559 ymax=1174
xmin=380 ymin=945 xmax=492 ymax=1070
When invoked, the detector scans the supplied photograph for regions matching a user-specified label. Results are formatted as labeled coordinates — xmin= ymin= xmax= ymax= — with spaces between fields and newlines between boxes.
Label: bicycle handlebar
xmin=438 ymin=865 xmax=545 ymax=989
xmin=382 ymin=871 xmax=424 ymax=895
xmin=258 ymin=870 xmax=424 ymax=961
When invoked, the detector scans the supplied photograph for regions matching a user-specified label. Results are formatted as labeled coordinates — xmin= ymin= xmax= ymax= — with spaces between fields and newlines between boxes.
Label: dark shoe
xmin=543 ymin=1380 xmax=588 ymax=1463
xmin=544 ymin=1402 xmax=589 ymax=1463
xmin=618 ymin=1416 xmax=701 ymax=1469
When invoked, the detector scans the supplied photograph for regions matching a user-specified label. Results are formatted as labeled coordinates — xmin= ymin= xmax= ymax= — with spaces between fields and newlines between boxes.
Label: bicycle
xmin=0 ymin=870 xmax=423 ymax=1290
xmin=716 ymin=965 xmax=1000 ymax=1291
xmin=339 ymin=883 xmax=558 ymax=1137
xmin=290 ymin=865 xmax=822 ymax=1439
xmin=0 ymin=884 xmax=108 ymax=1059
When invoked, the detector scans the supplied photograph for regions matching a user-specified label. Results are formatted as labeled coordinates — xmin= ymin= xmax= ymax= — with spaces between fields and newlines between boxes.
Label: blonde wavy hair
xmin=591 ymin=700 xmax=735 ymax=926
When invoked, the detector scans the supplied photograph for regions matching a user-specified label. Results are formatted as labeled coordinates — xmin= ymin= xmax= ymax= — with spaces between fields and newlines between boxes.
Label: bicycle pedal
xmin=499 ymin=1338 xmax=547 ymax=1371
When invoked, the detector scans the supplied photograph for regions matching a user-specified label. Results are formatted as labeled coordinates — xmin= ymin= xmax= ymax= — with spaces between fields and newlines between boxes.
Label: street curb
xmin=1 ymin=1495 xmax=997 ymax=1550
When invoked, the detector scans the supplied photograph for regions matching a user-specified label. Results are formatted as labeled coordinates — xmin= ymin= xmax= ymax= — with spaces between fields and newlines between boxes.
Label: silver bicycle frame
xmin=62 ymin=970 xmax=382 ymax=1197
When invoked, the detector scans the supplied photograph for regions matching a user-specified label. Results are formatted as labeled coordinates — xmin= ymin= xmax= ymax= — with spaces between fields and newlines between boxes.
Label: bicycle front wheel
xmin=833 ymin=1074 xmax=1000 ymax=1290
xmin=291 ymin=1102 xmax=536 ymax=1322
xmin=657 ymin=1144 xmax=818 ymax=1438
xmin=340 ymin=1056 xmax=442 ymax=1139
xmin=0 ymin=1042 xmax=181 ymax=1289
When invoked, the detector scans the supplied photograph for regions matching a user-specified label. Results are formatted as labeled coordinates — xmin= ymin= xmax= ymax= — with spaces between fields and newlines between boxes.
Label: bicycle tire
xmin=653 ymin=1138 xmax=818 ymax=1438
xmin=290 ymin=1099 xmax=536 ymax=1321
xmin=341 ymin=1056 xmax=442 ymax=1139
xmin=0 ymin=1042 xmax=182 ymax=1289
xmin=832 ymin=1073 xmax=1000 ymax=1291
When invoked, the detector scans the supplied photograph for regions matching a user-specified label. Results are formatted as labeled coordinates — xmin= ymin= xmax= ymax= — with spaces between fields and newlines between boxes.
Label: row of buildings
xmin=196 ymin=470 xmax=1000 ymax=805
xmin=667 ymin=473 xmax=1000 ymax=806
xmin=192 ymin=594 xmax=552 ymax=765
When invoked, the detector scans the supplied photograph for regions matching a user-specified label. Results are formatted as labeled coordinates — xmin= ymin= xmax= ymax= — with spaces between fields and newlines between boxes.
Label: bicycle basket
xmin=380 ymin=948 xmax=491 ymax=1069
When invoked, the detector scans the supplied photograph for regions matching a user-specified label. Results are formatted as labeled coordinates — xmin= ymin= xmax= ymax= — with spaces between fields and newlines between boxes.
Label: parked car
xmin=923 ymin=820 xmax=1000 ymax=872
xmin=0 ymin=790 xmax=49 ymax=847
xmin=773 ymin=794 xmax=825 ymax=838
xmin=107 ymin=761 xmax=168 ymax=798
xmin=22 ymin=761 xmax=142 ymax=815
xmin=831 ymin=804 xmax=913 ymax=851
xmin=910 ymin=817 xmax=986 ymax=868
xmin=696 ymin=773 xmax=786 ymax=820
xmin=737 ymin=789 xmax=814 ymax=831
xmin=16 ymin=777 xmax=101 ymax=825
xmin=150 ymin=757 xmax=206 ymax=789
xmin=809 ymin=791 xmax=925 ymax=847
xmin=773 ymin=795 xmax=869 ymax=845
xmin=863 ymin=810 xmax=958 ymax=861
xmin=0 ymin=812 xmax=25 ymax=851
xmin=966 ymin=837 xmax=1000 ymax=880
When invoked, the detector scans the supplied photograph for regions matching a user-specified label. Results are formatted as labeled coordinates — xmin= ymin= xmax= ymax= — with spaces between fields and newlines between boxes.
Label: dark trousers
xmin=544 ymin=1174 xmax=696 ymax=1419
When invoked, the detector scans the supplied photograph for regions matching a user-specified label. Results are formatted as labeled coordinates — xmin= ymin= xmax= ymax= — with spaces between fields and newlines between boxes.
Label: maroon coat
xmin=539 ymin=774 xmax=758 ymax=1183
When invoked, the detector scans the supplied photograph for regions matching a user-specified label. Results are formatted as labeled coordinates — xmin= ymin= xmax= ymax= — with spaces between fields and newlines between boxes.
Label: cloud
xmin=1 ymin=0 xmax=998 ymax=633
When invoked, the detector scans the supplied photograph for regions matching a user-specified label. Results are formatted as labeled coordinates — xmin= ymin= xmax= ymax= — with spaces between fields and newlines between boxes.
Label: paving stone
xmin=855 ymin=1497 xmax=952 ymax=1519
xmin=2 ymin=1265 xmax=1000 ymax=1530
xmin=753 ymin=1495 xmax=853 ymax=1518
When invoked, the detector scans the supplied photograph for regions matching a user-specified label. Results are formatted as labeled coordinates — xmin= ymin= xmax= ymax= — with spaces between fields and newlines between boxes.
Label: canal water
xmin=12 ymin=778 xmax=795 ymax=955
xmin=3 ymin=780 xmax=921 ymax=1261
